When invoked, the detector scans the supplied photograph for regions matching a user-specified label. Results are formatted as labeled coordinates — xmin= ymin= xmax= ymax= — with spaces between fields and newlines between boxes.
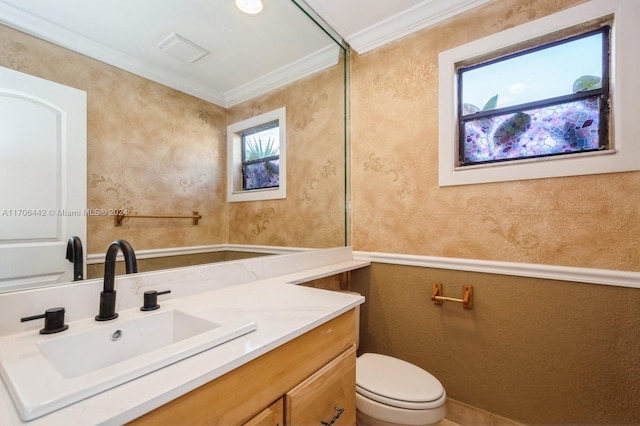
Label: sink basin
xmin=0 ymin=306 xmax=257 ymax=421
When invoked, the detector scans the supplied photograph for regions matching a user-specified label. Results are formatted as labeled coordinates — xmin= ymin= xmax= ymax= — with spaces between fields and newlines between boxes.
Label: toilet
xmin=352 ymin=300 xmax=447 ymax=426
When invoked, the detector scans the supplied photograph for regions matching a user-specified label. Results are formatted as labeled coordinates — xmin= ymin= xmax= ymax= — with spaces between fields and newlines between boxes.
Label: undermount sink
xmin=0 ymin=305 xmax=257 ymax=421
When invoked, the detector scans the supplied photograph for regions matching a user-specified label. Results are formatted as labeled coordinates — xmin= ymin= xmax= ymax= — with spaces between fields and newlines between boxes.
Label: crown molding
xmin=0 ymin=2 xmax=228 ymax=105
xmin=347 ymin=0 xmax=491 ymax=54
xmin=0 ymin=1 xmax=338 ymax=108
xmin=224 ymin=44 xmax=340 ymax=107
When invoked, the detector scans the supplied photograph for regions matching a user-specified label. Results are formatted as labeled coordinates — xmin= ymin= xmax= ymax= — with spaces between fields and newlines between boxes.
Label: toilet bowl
xmin=348 ymin=293 xmax=446 ymax=426
xmin=355 ymin=353 xmax=446 ymax=426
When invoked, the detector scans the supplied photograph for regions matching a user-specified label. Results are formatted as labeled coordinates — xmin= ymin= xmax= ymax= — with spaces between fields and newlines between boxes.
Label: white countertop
xmin=0 ymin=279 xmax=364 ymax=425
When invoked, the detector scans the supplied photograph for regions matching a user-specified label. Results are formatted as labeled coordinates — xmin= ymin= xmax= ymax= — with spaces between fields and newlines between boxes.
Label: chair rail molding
xmin=353 ymin=251 xmax=640 ymax=289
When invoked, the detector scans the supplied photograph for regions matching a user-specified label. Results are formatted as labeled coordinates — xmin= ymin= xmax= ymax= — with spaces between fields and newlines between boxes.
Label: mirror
xmin=0 ymin=0 xmax=347 ymax=289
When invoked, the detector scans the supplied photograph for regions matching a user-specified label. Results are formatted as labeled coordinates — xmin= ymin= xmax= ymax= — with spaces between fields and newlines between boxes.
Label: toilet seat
xmin=356 ymin=353 xmax=445 ymax=410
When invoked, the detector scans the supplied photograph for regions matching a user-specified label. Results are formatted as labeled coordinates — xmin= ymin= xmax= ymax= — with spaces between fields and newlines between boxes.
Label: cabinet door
xmin=285 ymin=345 xmax=356 ymax=426
xmin=243 ymin=398 xmax=283 ymax=426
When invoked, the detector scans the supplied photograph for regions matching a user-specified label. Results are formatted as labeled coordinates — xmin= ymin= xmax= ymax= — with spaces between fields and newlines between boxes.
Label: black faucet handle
xmin=21 ymin=307 xmax=69 ymax=334
xmin=141 ymin=290 xmax=171 ymax=311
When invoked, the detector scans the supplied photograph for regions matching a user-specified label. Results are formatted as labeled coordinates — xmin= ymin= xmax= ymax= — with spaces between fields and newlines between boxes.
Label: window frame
xmin=438 ymin=0 xmax=640 ymax=187
xmin=227 ymin=107 xmax=286 ymax=202
xmin=456 ymin=26 xmax=610 ymax=166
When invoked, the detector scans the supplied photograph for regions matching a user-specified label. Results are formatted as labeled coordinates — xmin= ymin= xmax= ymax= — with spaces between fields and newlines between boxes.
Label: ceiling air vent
xmin=158 ymin=33 xmax=209 ymax=63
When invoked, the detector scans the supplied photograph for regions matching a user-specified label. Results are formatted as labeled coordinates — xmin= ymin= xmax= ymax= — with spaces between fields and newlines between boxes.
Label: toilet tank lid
xmin=356 ymin=353 xmax=444 ymax=403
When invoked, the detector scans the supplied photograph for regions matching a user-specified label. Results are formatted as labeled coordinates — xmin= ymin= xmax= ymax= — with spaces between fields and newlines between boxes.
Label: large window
xmin=227 ymin=107 xmax=286 ymax=202
xmin=458 ymin=28 xmax=609 ymax=166
xmin=438 ymin=0 xmax=640 ymax=187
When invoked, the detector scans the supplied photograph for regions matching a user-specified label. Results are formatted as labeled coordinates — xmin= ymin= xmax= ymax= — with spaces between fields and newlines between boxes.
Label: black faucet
xmin=65 ymin=236 xmax=84 ymax=281
xmin=95 ymin=240 xmax=138 ymax=321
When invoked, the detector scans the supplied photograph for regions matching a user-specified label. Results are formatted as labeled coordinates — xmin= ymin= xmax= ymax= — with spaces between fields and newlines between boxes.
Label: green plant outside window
xmin=241 ymin=123 xmax=280 ymax=190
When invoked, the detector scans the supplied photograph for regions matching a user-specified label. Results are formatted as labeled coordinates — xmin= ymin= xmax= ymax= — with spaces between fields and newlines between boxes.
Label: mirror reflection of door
xmin=0 ymin=66 xmax=86 ymax=291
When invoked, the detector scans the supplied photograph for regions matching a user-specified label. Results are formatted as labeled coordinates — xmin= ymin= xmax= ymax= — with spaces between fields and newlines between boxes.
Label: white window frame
xmin=438 ymin=0 xmax=640 ymax=187
xmin=227 ymin=107 xmax=286 ymax=202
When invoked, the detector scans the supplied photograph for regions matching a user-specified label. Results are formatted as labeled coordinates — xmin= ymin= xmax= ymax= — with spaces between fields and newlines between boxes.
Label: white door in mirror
xmin=0 ymin=66 xmax=87 ymax=291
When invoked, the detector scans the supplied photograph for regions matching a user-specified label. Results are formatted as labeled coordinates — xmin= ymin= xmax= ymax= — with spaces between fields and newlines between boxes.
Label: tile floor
xmin=442 ymin=398 xmax=524 ymax=426
xmin=438 ymin=419 xmax=463 ymax=426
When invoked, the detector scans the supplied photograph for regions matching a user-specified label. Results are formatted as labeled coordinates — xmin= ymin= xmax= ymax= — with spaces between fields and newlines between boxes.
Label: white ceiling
xmin=303 ymin=0 xmax=491 ymax=53
xmin=0 ymin=0 xmax=490 ymax=107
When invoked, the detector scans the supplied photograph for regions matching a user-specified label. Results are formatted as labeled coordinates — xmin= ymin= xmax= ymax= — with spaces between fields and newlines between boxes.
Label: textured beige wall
xmin=349 ymin=0 xmax=640 ymax=423
xmin=350 ymin=264 xmax=640 ymax=424
xmin=350 ymin=0 xmax=640 ymax=272
xmin=0 ymin=24 xmax=346 ymax=255
xmin=226 ymin=58 xmax=346 ymax=248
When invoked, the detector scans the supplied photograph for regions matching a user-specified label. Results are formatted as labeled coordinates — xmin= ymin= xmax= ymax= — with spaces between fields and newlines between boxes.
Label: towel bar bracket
xmin=431 ymin=282 xmax=473 ymax=309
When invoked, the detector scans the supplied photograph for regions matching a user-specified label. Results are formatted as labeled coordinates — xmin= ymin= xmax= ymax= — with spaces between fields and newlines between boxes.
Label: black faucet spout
xmin=65 ymin=236 xmax=84 ymax=281
xmin=96 ymin=239 xmax=137 ymax=321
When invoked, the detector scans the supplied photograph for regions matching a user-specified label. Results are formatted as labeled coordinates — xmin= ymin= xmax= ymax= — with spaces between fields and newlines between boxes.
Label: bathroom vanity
xmin=0 ymin=248 xmax=367 ymax=425
xmin=130 ymin=310 xmax=356 ymax=425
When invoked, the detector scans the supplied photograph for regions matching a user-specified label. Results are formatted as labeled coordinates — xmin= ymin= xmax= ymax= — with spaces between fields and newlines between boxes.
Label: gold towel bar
xmin=431 ymin=282 xmax=473 ymax=309
xmin=115 ymin=210 xmax=202 ymax=226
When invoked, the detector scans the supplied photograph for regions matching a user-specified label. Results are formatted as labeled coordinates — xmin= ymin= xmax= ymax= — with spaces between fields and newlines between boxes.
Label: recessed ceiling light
xmin=235 ymin=0 xmax=263 ymax=15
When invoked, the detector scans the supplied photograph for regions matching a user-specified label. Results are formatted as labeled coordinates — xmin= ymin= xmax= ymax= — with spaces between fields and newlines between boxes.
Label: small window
xmin=438 ymin=0 xmax=640 ymax=187
xmin=241 ymin=123 xmax=280 ymax=190
xmin=227 ymin=107 xmax=286 ymax=202
xmin=458 ymin=27 xmax=609 ymax=166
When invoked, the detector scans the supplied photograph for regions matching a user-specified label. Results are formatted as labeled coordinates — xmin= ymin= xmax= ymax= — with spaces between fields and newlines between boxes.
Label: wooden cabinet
xmin=285 ymin=345 xmax=356 ymax=425
xmin=243 ymin=398 xmax=283 ymax=426
xmin=244 ymin=346 xmax=357 ymax=426
xmin=128 ymin=309 xmax=356 ymax=426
